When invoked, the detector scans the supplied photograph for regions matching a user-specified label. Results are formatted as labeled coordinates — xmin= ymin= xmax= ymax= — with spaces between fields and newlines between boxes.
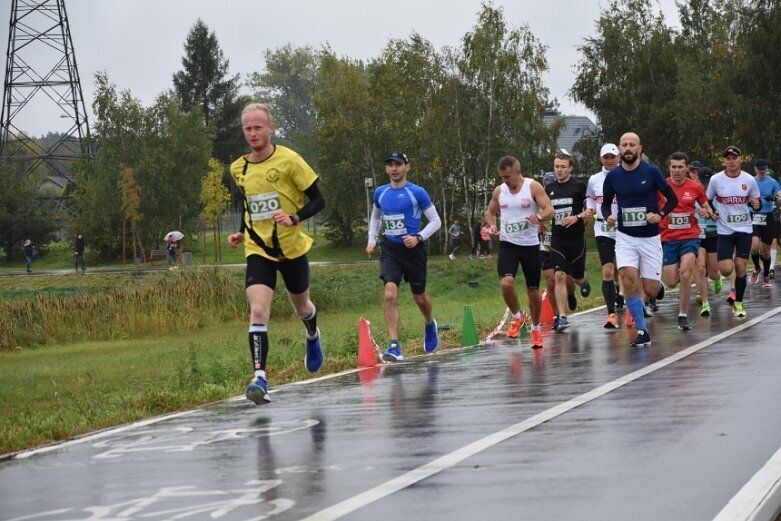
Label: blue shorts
xmin=662 ymin=238 xmax=700 ymax=266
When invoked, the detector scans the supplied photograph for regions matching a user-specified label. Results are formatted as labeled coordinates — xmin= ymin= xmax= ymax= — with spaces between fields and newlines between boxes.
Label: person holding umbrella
xmin=164 ymin=231 xmax=183 ymax=270
xmin=228 ymin=103 xmax=326 ymax=405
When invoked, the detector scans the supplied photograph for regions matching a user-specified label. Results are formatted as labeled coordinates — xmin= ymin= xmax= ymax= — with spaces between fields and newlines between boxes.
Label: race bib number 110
xmin=621 ymin=207 xmax=647 ymax=227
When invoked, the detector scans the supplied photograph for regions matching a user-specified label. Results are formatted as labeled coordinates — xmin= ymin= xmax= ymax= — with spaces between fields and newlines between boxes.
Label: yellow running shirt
xmin=229 ymin=145 xmax=318 ymax=261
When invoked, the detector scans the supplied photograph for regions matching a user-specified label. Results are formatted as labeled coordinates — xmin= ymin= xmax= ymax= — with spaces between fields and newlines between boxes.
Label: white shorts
xmin=615 ymin=231 xmax=662 ymax=281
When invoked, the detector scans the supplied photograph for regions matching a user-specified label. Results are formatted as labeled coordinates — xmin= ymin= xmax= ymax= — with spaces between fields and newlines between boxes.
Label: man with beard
xmin=602 ymin=132 xmax=677 ymax=347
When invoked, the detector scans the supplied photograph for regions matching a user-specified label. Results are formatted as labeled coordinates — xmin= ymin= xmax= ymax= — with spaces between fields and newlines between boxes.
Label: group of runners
xmin=228 ymin=102 xmax=780 ymax=405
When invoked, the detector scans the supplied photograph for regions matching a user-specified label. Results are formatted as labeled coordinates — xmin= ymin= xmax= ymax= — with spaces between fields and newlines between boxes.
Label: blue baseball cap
xmin=385 ymin=151 xmax=408 ymax=164
xmin=755 ymin=158 xmax=768 ymax=168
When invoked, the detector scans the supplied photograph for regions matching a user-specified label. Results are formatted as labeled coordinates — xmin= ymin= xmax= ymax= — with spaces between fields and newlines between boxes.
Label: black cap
xmin=385 ymin=151 xmax=409 ymax=164
xmin=699 ymin=167 xmax=714 ymax=183
xmin=755 ymin=158 xmax=768 ymax=168
xmin=723 ymin=145 xmax=741 ymax=157
xmin=688 ymin=160 xmax=704 ymax=170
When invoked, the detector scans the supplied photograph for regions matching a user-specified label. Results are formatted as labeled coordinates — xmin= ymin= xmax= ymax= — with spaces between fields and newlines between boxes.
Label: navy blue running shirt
xmin=602 ymin=161 xmax=669 ymax=238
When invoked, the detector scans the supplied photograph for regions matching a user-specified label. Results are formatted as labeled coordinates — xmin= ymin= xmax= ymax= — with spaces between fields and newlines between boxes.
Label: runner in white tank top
xmin=498 ymin=179 xmax=540 ymax=246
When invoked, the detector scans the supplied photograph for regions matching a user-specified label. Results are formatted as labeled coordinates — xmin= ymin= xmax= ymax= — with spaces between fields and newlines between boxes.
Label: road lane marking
xmin=300 ymin=304 xmax=781 ymax=521
xmin=712 ymin=444 xmax=781 ymax=521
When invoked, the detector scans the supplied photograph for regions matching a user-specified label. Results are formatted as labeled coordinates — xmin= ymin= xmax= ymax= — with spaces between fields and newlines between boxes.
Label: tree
xmin=172 ymin=19 xmax=241 ymax=164
xmin=118 ymin=165 xmax=142 ymax=263
xmin=199 ymin=158 xmax=231 ymax=262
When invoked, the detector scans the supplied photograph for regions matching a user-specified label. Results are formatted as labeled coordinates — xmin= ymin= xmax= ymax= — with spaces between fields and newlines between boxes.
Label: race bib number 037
xmin=504 ymin=220 xmax=530 ymax=236
xmin=248 ymin=192 xmax=281 ymax=221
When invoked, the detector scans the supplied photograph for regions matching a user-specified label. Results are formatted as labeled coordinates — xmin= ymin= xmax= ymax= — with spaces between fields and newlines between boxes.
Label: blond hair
xmin=241 ymin=103 xmax=274 ymax=125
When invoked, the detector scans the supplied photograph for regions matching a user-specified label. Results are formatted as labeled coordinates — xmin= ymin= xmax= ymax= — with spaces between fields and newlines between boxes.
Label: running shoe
xmin=677 ymin=316 xmax=692 ymax=331
xmin=625 ymin=308 xmax=635 ymax=329
xmin=531 ymin=329 xmax=544 ymax=349
xmin=604 ymin=313 xmax=618 ymax=329
xmin=763 ymin=276 xmax=773 ymax=288
xmin=245 ymin=376 xmax=270 ymax=405
xmin=726 ymin=289 xmax=736 ymax=305
xmin=552 ymin=316 xmax=560 ymax=332
xmin=304 ymin=328 xmax=324 ymax=373
xmin=424 ymin=320 xmax=439 ymax=353
xmin=734 ymin=302 xmax=747 ymax=318
xmin=750 ymin=270 xmax=760 ymax=284
xmin=556 ymin=316 xmax=570 ymax=332
xmin=714 ymin=278 xmax=723 ymax=293
xmin=615 ymin=291 xmax=625 ymax=309
xmin=770 ymin=268 xmax=775 ymax=280
xmin=507 ymin=316 xmax=525 ymax=339
xmin=580 ymin=280 xmax=592 ymax=298
xmin=383 ymin=341 xmax=404 ymax=362
xmin=695 ymin=294 xmax=703 ymax=305
xmin=448 ymin=253 xmax=456 ymax=260
xmin=656 ymin=282 xmax=665 ymax=301
xmin=567 ymin=292 xmax=577 ymax=311
xmin=700 ymin=303 xmax=711 ymax=317
xmin=630 ymin=329 xmax=652 ymax=347
xmin=643 ymin=303 xmax=654 ymax=317
xmin=648 ymin=298 xmax=659 ymax=313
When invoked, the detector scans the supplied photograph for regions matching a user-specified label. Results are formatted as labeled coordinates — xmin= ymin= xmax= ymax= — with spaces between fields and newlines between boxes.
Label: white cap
xmin=600 ymin=143 xmax=619 ymax=157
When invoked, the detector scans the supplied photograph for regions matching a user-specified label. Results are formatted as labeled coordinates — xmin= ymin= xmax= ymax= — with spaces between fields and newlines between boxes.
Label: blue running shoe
xmin=383 ymin=341 xmax=404 ymax=362
xmin=552 ymin=316 xmax=560 ymax=331
xmin=580 ymin=280 xmax=591 ymax=298
xmin=304 ymin=328 xmax=323 ymax=373
xmin=556 ymin=316 xmax=570 ymax=332
xmin=245 ymin=376 xmax=270 ymax=405
xmin=424 ymin=320 xmax=439 ymax=353
xmin=630 ymin=329 xmax=652 ymax=347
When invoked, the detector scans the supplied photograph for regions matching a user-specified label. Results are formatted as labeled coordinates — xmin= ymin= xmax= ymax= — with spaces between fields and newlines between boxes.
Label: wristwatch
xmin=659 ymin=210 xmax=666 ymax=217
xmin=416 ymin=234 xmax=424 ymax=242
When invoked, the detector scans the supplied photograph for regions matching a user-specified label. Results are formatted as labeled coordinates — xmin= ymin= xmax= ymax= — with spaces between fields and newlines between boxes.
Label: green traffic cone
xmin=462 ymin=305 xmax=479 ymax=346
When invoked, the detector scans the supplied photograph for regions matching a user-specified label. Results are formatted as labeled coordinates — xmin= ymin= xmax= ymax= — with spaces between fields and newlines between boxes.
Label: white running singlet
xmin=498 ymin=179 xmax=540 ymax=246
xmin=587 ymin=169 xmax=618 ymax=239
xmin=705 ymin=170 xmax=760 ymax=235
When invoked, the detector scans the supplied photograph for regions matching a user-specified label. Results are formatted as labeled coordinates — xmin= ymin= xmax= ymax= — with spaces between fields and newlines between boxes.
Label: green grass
xmin=0 ymin=247 xmax=608 ymax=455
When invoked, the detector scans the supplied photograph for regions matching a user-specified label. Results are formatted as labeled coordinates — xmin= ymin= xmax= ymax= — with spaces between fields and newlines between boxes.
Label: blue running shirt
xmin=603 ymin=162 xmax=669 ymax=237
xmin=374 ymin=182 xmax=434 ymax=245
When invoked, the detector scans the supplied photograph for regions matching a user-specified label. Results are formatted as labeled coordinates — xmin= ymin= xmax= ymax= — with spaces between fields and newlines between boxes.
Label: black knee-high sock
xmin=602 ymin=280 xmax=616 ymax=313
xmin=249 ymin=324 xmax=268 ymax=372
xmin=751 ymin=253 xmax=760 ymax=271
xmin=301 ymin=306 xmax=318 ymax=337
xmin=735 ymin=274 xmax=748 ymax=302
xmin=762 ymin=256 xmax=771 ymax=277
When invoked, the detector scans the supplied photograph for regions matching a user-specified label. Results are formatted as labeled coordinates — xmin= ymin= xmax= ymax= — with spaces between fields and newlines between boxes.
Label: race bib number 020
xmin=621 ymin=207 xmax=647 ymax=227
xmin=248 ymin=192 xmax=281 ymax=221
xmin=383 ymin=214 xmax=407 ymax=236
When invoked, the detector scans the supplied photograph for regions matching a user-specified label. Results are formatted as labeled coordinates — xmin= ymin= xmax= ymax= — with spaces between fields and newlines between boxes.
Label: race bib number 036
xmin=248 ymin=192 xmax=281 ymax=221
xmin=621 ymin=207 xmax=647 ymax=227
xmin=383 ymin=214 xmax=407 ymax=236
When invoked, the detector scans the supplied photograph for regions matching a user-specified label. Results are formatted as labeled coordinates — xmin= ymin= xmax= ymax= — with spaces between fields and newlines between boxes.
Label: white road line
xmin=300 ymin=305 xmax=781 ymax=521
xmin=712 ymin=444 xmax=781 ymax=521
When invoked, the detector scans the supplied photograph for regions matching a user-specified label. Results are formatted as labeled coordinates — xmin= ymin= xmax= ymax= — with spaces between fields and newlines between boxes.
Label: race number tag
xmin=752 ymin=213 xmax=767 ymax=226
xmin=554 ymin=207 xmax=572 ymax=225
xmin=621 ymin=207 xmax=647 ymax=227
xmin=599 ymin=221 xmax=615 ymax=233
xmin=504 ymin=219 xmax=530 ymax=237
xmin=542 ymin=231 xmax=552 ymax=248
xmin=248 ymin=192 xmax=281 ymax=221
xmin=699 ymin=226 xmax=705 ymax=239
xmin=668 ymin=212 xmax=691 ymax=230
xmin=383 ymin=214 xmax=407 ymax=236
xmin=727 ymin=213 xmax=750 ymax=225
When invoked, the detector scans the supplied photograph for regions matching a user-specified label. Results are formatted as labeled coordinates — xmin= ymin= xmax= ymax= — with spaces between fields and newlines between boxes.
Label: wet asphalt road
xmin=2 ymin=284 xmax=781 ymax=521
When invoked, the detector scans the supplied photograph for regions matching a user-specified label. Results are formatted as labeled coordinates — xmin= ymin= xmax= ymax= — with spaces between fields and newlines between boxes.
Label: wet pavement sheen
xmin=2 ymin=285 xmax=781 ymax=521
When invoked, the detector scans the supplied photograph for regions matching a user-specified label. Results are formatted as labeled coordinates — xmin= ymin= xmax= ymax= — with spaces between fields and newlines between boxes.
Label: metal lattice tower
xmin=1 ymin=0 xmax=92 ymax=185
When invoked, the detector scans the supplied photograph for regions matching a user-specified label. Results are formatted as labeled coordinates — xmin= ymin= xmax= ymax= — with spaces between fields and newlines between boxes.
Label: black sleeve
xmin=659 ymin=185 xmax=678 ymax=215
xmin=601 ymin=181 xmax=615 ymax=220
xmin=297 ymin=180 xmax=325 ymax=221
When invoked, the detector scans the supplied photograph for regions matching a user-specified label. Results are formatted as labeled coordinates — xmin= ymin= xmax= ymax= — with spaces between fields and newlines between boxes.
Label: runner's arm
xmin=418 ymin=205 xmax=442 ymax=241
xmin=367 ymin=205 xmax=382 ymax=245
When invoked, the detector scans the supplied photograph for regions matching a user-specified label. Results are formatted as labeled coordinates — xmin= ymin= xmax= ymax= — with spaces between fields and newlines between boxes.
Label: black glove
xmin=765 ymin=195 xmax=777 ymax=202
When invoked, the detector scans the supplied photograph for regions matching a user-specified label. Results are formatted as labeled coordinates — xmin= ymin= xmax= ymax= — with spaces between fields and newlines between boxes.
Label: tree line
xmin=2 ymin=0 xmax=780 ymax=260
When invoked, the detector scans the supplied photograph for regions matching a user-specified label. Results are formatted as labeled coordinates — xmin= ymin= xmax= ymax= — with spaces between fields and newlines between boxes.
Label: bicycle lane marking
xmin=300 ymin=304 xmax=781 ymax=521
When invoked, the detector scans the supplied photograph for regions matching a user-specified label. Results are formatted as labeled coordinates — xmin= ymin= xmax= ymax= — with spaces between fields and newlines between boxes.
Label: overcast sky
xmin=1 ymin=0 xmax=679 ymax=137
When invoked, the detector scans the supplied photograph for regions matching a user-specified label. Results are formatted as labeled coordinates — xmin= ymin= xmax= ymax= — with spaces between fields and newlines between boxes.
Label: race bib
xmin=621 ymin=207 xmax=647 ymax=227
xmin=752 ymin=213 xmax=768 ymax=226
xmin=727 ymin=213 xmax=750 ymax=225
xmin=248 ymin=192 xmax=281 ymax=221
xmin=554 ymin=207 xmax=572 ymax=225
xmin=599 ymin=221 xmax=615 ymax=233
xmin=383 ymin=213 xmax=407 ymax=236
xmin=699 ymin=226 xmax=705 ymax=239
xmin=668 ymin=212 xmax=691 ymax=230
xmin=504 ymin=219 xmax=530 ymax=236
xmin=542 ymin=231 xmax=552 ymax=247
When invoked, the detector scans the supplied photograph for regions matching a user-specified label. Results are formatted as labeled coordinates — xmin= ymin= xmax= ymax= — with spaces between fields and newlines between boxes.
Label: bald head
xmin=619 ymin=132 xmax=642 ymax=169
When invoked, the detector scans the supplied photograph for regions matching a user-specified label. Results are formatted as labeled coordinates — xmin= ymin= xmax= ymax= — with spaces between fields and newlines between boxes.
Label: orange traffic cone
xmin=539 ymin=290 xmax=554 ymax=326
xmin=358 ymin=317 xmax=380 ymax=367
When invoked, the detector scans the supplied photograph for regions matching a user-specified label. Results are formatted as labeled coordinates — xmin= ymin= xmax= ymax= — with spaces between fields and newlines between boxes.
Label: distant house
xmin=543 ymin=114 xmax=598 ymax=158
xmin=39 ymin=175 xmax=68 ymax=195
